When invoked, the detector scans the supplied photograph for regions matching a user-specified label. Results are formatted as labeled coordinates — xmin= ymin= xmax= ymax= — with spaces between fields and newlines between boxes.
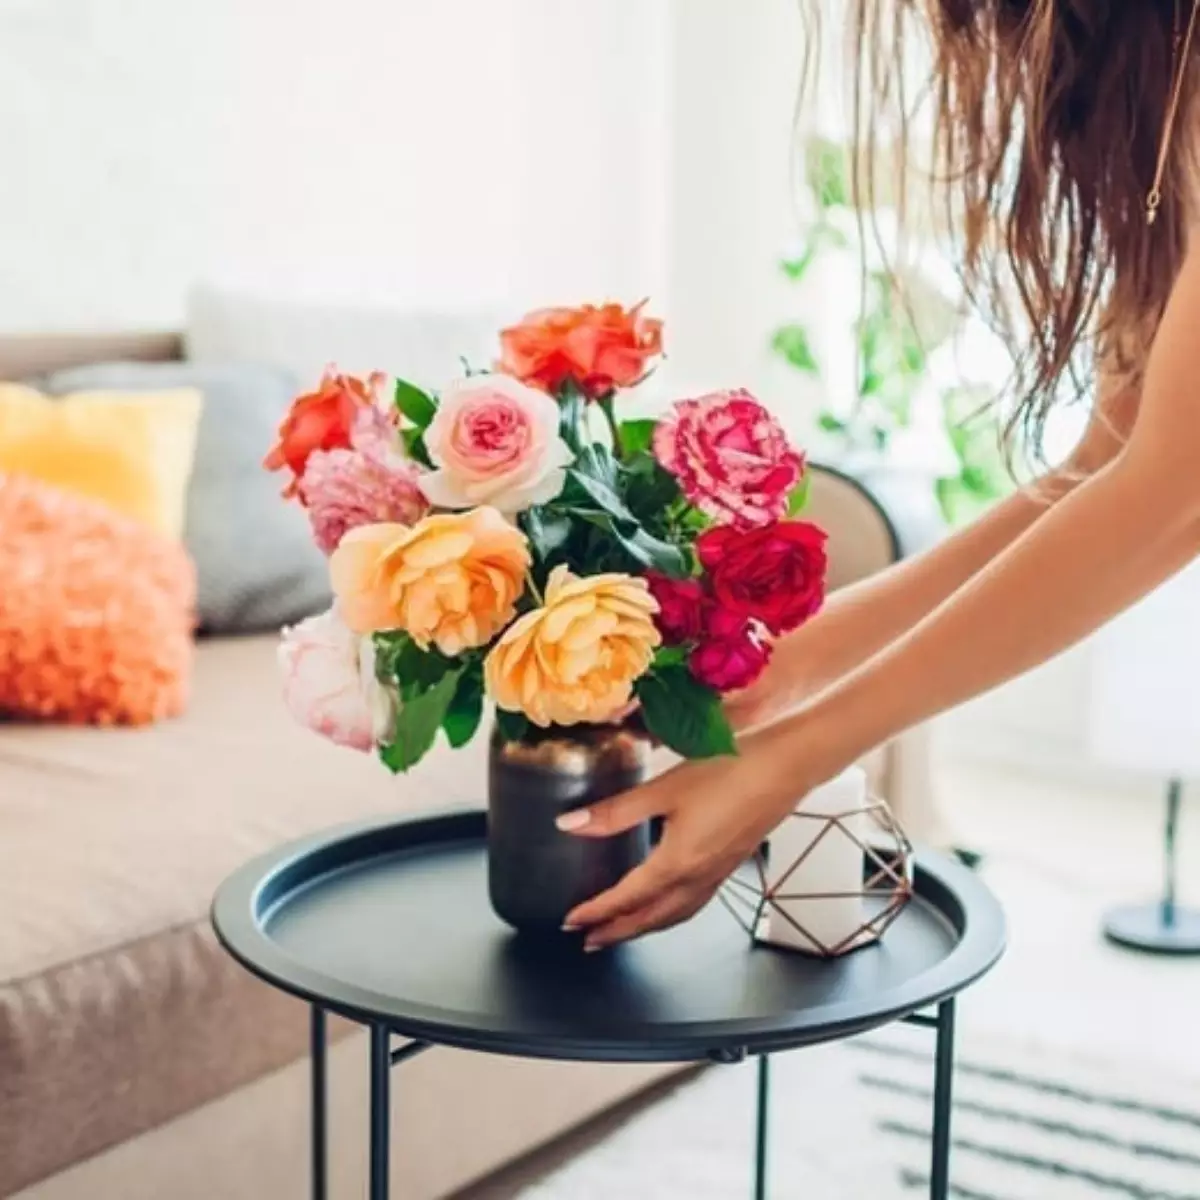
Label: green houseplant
xmin=772 ymin=136 xmax=1011 ymax=528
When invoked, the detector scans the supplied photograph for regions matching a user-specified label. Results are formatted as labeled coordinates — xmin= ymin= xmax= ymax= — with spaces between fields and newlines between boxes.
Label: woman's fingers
xmin=563 ymin=856 xmax=668 ymax=930
xmin=581 ymin=887 xmax=698 ymax=952
xmin=555 ymin=777 xmax=670 ymax=837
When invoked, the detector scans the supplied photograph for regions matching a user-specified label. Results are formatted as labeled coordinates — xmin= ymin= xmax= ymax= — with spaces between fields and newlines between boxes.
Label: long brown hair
xmin=809 ymin=1 xmax=1198 ymax=461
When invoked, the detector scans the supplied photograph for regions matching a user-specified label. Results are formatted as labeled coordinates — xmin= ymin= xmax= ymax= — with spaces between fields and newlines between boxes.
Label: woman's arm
xmin=563 ymin=248 xmax=1200 ymax=950
xmin=729 ymin=380 xmax=1140 ymax=730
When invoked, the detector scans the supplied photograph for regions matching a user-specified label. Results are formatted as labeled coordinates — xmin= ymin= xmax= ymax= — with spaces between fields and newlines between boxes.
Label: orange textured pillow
xmin=0 ymin=473 xmax=196 ymax=725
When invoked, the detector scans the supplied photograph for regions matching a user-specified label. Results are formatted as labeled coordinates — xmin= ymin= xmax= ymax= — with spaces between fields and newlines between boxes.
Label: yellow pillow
xmin=0 ymin=384 xmax=202 ymax=538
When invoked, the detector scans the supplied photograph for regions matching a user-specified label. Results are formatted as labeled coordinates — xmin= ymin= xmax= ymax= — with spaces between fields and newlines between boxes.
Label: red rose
xmin=646 ymin=572 xmax=707 ymax=644
xmin=264 ymin=369 xmax=377 ymax=496
xmin=689 ymin=609 xmax=772 ymax=693
xmin=697 ymin=520 xmax=827 ymax=635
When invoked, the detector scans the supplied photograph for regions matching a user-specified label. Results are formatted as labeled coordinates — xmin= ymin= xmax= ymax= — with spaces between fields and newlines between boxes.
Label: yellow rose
xmin=485 ymin=566 xmax=660 ymax=727
xmin=329 ymin=506 xmax=530 ymax=654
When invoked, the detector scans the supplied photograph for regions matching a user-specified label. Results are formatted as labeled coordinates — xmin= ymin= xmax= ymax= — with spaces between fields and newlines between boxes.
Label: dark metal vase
xmin=487 ymin=723 xmax=651 ymax=933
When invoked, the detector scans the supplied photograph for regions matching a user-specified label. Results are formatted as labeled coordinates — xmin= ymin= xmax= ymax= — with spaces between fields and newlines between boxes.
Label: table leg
xmin=311 ymin=1006 xmax=327 ymax=1200
xmin=929 ymin=998 xmax=957 ymax=1200
xmin=369 ymin=1023 xmax=391 ymax=1200
xmin=753 ymin=1054 xmax=770 ymax=1200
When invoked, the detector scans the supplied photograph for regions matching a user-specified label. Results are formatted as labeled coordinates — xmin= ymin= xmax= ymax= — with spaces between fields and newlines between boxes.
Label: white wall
xmin=0 ymin=0 xmax=531 ymax=328
xmin=0 ymin=0 xmax=682 ymax=328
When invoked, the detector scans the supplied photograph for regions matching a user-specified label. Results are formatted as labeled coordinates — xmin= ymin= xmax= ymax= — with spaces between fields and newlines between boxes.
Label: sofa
xmin=0 ymin=323 xmax=948 ymax=1199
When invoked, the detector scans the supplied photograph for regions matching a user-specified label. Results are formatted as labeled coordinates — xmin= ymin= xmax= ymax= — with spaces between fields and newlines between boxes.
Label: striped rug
xmin=484 ymin=1025 xmax=1200 ymax=1199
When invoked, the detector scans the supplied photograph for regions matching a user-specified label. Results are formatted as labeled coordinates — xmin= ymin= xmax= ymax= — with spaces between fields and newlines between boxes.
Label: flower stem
xmin=525 ymin=572 xmax=545 ymax=606
xmin=598 ymin=393 xmax=622 ymax=459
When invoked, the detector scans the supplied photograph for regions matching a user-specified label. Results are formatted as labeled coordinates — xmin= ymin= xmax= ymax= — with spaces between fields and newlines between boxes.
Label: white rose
xmin=418 ymin=374 xmax=573 ymax=513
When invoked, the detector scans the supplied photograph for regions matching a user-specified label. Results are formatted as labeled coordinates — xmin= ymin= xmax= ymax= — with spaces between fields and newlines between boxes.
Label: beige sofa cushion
xmin=0 ymin=635 xmax=486 ymax=1195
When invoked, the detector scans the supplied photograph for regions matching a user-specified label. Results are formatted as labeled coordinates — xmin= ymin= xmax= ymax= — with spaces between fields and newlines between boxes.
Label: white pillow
xmin=185 ymin=283 xmax=507 ymax=391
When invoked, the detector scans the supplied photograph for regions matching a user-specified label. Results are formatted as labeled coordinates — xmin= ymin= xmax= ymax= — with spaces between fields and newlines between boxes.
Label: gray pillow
xmin=43 ymin=360 xmax=331 ymax=634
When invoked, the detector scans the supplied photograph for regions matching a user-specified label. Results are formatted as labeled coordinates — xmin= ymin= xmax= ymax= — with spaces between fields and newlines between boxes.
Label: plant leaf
xmin=394 ymin=378 xmax=437 ymax=430
xmin=622 ymin=458 xmax=682 ymax=527
xmin=573 ymin=511 xmax=689 ymax=578
xmin=377 ymin=632 xmax=456 ymax=700
xmin=522 ymin=507 xmax=573 ymax=561
xmin=780 ymin=242 xmax=818 ymax=282
xmin=563 ymin=466 xmax=637 ymax=524
xmin=442 ymin=669 xmax=484 ymax=749
xmin=786 ymin=476 xmax=811 ymax=517
xmin=805 ymin=136 xmax=851 ymax=210
xmin=636 ymin=666 xmax=736 ymax=759
xmin=816 ymin=412 xmax=848 ymax=434
xmin=652 ymin=645 xmax=689 ymax=669
xmin=401 ymin=426 xmax=434 ymax=468
xmin=495 ymin=708 xmax=530 ymax=744
xmin=574 ymin=441 xmax=620 ymax=488
xmin=380 ymin=668 xmax=463 ymax=772
xmin=771 ymin=325 xmax=820 ymax=375
xmin=618 ymin=418 xmax=657 ymax=456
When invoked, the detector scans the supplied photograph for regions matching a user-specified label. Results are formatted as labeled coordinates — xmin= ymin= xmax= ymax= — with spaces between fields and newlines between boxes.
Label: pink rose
xmin=299 ymin=411 xmax=429 ymax=554
xmin=689 ymin=607 xmax=773 ymax=693
xmin=278 ymin=607 xmax=396 ymax=751
xmin=654 ymin=390 xmax=804 ymax=528
xmin=419 ymin=374 xmax=573 ymax=513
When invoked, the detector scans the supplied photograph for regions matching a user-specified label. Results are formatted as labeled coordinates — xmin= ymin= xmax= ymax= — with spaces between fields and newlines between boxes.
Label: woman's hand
xmin=722 ymin=632 xmax=810 ymax=732
xmin=560 ymin=730 xmax=805 ymax=951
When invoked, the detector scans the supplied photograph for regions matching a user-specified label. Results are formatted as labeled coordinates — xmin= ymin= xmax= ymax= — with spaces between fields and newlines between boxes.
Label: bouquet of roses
xmin=267 ymin=302 xmax=827 ymax=771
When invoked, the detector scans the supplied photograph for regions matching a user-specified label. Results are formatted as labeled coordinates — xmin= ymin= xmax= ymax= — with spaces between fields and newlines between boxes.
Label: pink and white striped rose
xmin=653 ymin=390 xmax=803 ymax=528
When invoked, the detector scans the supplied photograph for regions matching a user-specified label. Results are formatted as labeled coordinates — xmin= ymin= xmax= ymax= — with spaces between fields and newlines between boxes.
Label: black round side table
xmin=212 ymin=810 xmax=1005 ymax=1200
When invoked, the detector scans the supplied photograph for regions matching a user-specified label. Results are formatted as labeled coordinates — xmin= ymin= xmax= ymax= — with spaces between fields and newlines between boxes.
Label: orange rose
xmin=499 ymin=302 xmax=663 ymax=399
xmin=484 ymin=567 xmax=660 ymax=727
xmin=329 ymin=507 xmax=529 ymax=655
xmin=264 ymin=368 xmax=380 ymax=496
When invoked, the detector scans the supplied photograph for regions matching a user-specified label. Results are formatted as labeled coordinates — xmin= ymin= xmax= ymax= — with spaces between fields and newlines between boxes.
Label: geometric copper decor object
xmin=719 ymin=796 xmax=915 ymax=958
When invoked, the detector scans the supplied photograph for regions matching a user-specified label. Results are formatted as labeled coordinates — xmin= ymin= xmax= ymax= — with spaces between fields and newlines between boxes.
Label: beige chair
xmin=805 ymin=463 xmax=950 ymax=846
xmin=0 ymin=334 xmax=946 ymax=1200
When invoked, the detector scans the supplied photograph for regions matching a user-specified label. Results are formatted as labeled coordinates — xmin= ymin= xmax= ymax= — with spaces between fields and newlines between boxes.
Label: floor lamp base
xmin=1103 ymin=903 xmax=1200 ymax=955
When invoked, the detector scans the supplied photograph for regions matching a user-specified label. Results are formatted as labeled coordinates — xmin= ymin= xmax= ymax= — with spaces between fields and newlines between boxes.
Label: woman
xmin=562 ymin=0 xmax=1200 ymax=951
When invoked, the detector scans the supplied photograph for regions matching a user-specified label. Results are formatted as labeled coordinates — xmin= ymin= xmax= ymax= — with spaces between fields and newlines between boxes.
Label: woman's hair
xmin=813 ymin=1 xmax=1197 ymax=461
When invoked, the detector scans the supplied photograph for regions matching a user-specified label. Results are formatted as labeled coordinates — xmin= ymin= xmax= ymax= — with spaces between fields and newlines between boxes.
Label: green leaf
xmin=442 ymin=669 xmax=484 ymax=749
xmin=618 ymin=418 xmax=657 ymax=457
xmin=771 ymin=325 xmax=820 ymax=375
xmin=652 ymin=645 xmax=689 ymax=669
xmin=495 ymin=708 xmax=530 ymax=744
xmin=780 ymin=243 xmax=818 ymax=282
xmin=376 ymin=632 xmax=456 ymax=700
xmin=805 ymin=136 xmax=851 ymax=210
xmin=816 ymin=412 xmax=848 ymax=434
xmin=786 ymin=476 xmax=811 ymax=517
xmin=563 ymin=466 xmax=637 ymax=524
xmin=574 ymin=511 xmax=689 ymax=578
xmin=522 ymin=506 xmax=573 ymax=561
xmin=636 ymin=666 xmax=736 ymax=759
xmin=379 ymin=668 xmax=463 ymax=772
xmin=858 ymin=371 xmax=883 ymax=399
xmin=623 ymin=457 xmax=682 ymax=524
xmin=394 ymin=378 xmax=437 ymax=429
xmin=574 ymin=441 xmax=620 ymax=488
xmin=401 ymin=426 xmax=434 ymax=468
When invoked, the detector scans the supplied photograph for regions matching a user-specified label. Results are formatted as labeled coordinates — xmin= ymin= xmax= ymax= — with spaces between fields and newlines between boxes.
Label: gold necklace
xmin=1148 ymin=0 xmax=1200 ymax=225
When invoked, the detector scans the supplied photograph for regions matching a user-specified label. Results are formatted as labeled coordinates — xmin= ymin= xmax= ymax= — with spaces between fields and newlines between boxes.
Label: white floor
xmin=941 ymin=756 xmax=1200 ymax=1080
xmin=459 ymin=756 xmax=1200 ymax=1196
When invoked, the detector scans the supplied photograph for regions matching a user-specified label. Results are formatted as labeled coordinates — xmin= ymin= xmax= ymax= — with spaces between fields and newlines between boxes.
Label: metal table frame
xmin=308 ymin=996 xmax=959 ymax=1200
